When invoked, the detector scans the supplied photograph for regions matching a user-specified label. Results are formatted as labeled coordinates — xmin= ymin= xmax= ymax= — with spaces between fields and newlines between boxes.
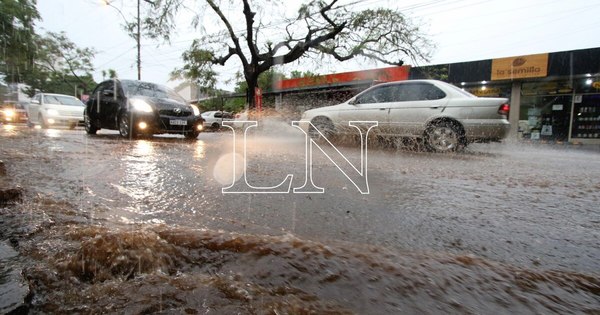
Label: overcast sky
xmin=37 ymin=0 xmax=600 ymax=91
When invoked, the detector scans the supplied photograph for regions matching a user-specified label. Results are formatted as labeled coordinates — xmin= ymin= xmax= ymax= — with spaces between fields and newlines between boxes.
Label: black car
xmin=85 ymin=79 xmax=204 ymax=139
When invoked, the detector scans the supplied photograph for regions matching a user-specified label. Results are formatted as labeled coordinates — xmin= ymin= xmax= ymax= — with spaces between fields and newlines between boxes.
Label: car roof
xmin=364 ymin=79 xmax=473 ymax=98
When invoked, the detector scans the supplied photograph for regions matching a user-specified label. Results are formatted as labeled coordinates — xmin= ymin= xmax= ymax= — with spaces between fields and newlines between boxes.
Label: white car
xmin=28 ymin=93 xmax=85 ymax=129
xmin=299 ymin=79 xmax=511 ymax=152
xmin=201 ymin=111 xmax=235 ymax=130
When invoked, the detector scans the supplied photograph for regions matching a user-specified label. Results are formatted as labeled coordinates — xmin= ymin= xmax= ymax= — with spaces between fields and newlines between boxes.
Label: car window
xmin=214 ymin=112 xmax=223 ymax=118
xmin=391 ymin=83 xmax=446 ymax=102
xmin=92 ymin=81 xmax=114 ymax=98
xmin=43 ymin=95 xmax=84 ymax=106
xmin=355 ymin=85 xmax=397 ymax=104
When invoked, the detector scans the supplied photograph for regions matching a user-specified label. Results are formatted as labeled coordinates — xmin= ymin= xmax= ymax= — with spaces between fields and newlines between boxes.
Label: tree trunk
xmin=246 ymin=73 xmax=258 ymax=109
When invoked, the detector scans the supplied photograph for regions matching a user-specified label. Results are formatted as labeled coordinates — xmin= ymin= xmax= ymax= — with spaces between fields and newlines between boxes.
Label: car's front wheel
xmin=184 ymin=130 xmax=200 ymax=140
xmin=424 ymin=121 xmax=465 ymax=153
xmin=309 ymin=117 xmax=335 ymax=141
xmin=84 ymin=110 xmax=98 ymax=135
xmin=118 ymin=112 xmax=134 ymax=139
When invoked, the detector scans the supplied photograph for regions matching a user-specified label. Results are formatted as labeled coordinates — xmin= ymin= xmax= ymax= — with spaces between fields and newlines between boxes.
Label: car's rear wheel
xmin=424 ymin=121 xmax=465 ymax=153
xmin=118 ymin=112 xmax=134 ymax=139
xmin=84 ymin=110 xmax=98 ymax=134
xmin=309 ymin=117 xmax=335 ymax=141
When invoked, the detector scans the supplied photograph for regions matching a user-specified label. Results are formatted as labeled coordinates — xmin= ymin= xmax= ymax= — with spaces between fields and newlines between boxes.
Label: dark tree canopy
xmin=147 ymin=0 xmax=431 ymax=107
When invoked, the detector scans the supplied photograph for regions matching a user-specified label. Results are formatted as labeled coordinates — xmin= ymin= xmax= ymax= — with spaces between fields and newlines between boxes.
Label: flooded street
xmin=1 ymin=123 xmax=599 ymax=313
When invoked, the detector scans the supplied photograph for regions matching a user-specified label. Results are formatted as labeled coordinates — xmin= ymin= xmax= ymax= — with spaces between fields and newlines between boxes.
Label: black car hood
xmin=133 ymin=96 xmax=189 ymax=111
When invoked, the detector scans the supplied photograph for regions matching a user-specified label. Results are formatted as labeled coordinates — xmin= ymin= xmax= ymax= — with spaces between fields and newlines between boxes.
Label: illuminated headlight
xmin=130 ymin=99 xmax=153 ymax=113
xmin=3 ymin=109 xmax=15 ymax=117
xmin=138 ymin=122 xmax=148 ymax=129
xmin=47 ymin=109 xmax=59 ymax=116
xmin=190 ymin=105 xmax=200 ymax=116
xmin=196 ymin=124 xmax=203 ymax=131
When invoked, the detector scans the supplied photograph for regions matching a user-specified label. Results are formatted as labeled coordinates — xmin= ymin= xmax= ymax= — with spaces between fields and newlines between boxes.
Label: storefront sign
xmin=592 ymin=81 xmax=600 ymax=89
xmin=491 ymin=53 xmax=548 ymax=80
xmin=467 ymin=87 xmax=503 ymax=97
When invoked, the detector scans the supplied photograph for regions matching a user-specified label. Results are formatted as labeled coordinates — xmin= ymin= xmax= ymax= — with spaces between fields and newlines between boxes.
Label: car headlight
xmin=46 ymin=109 xmax=59 ymax=116
xmin=3 ymin=109 xmax=15 ymax=117
xmin=130 ymin=99 xmax=153 ymax=113
xmin=190 ymin=105 xmax=200 ymax=116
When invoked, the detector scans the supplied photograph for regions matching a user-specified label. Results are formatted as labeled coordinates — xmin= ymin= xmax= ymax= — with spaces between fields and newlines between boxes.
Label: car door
xmin=89 ymin=80 xmax=121 ymax=128
xmin=387 ymin=82 xmax=448 ymax=136
xmin=337 ymin=85 xmax=394 ymax=133
xmin=28 ymin=94 xmax=42 ymax=123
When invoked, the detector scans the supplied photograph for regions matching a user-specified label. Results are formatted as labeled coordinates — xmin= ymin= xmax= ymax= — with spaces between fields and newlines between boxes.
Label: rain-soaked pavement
xmin=0 ymin=122 xmax=599 ymax=313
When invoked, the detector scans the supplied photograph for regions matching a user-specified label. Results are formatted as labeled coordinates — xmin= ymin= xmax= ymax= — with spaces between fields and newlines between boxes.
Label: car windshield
xmin=121 ymin=80 xmax=186 ymax=103
xmin=43 ymin=95 xmax=84 ymax=106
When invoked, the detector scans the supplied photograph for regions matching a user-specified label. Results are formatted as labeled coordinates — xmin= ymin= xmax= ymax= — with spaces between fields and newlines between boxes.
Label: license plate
xmin=170 ymin=119 xmax=187 ymax=126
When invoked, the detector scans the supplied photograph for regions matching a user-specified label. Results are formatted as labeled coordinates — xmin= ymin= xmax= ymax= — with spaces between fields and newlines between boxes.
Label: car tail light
xmin=498 ymin=103 xmax=510 ymax=116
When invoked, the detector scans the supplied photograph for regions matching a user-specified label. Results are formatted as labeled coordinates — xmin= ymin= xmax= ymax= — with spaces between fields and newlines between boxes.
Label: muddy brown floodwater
xmin=0 ymin=123 xmax=599 ymax=314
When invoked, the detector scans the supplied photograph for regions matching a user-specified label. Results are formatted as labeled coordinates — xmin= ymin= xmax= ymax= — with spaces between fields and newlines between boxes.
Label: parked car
xmin=299 ymin=79 xmax=510 ymax=152
xmin=201 ymin=110 xmax=235 ymax=130
xmin=27 ymin=93 xmax=85 ymax=129
xmin=0 ymin=102 xmax=28 ymax=124
xmin=84 ymin=79 xmax=204 ymax=139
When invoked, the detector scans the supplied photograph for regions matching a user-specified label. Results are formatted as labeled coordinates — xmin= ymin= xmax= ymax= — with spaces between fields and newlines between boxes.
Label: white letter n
xmin=291 ymin=121 xmax=377 ymax=194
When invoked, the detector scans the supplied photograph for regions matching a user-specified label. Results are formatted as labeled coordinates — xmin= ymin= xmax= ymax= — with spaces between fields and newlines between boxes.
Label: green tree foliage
xmin=24 ymin=31 xmax=97 ymax=96
xmin=102 ymin=69 xmax=118 ymax=80
xmin=290 ymin=70 xmax=320 ymax=79
xmin=0 ymin=0 xmax=40 ymax=84
xmin=145 ymin=0 xmax=431 ymax=108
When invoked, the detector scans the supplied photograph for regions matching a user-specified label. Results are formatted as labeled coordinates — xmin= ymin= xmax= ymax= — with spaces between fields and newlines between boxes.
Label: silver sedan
xmin=299 ymin=79 xmax=510 ymax=152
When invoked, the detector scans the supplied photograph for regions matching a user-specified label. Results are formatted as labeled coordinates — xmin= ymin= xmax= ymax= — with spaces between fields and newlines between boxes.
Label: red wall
xmin=275 ymin=66 xmax=411 ymax=90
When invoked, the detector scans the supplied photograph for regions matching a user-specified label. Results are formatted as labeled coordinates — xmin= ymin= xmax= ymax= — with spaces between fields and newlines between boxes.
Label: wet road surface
xmin=1 ymin=123 xmax=599 ymax=313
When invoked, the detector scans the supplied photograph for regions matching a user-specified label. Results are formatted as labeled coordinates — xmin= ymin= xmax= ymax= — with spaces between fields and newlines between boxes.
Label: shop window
xmin=571 ymin=94 xmax=600 ymax=139
xmin=520 ymin=95 xmax=572 ymax=141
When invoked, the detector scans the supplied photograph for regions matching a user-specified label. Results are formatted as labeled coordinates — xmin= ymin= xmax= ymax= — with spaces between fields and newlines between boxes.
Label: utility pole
xmin=137 ymin=0 xmax=141 ymax=80
xmin=103 ymin=0 xmax=154 ymax=81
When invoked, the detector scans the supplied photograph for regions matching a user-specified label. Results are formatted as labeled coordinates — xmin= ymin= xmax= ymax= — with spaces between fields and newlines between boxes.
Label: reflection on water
xmin=45 ymin=129 xmax=61 ymax=138
xmin=133 ymin=139 xmax=154 ymax=156
xmin=1 ymin=124 xmax=18 ymax=138
xmin=2 ymin=124 xmax=16 ymax=132
xmin=119 ymin=140 xmax=161 ymax=214
xmin=194 ymin=140 xmax=206 ymax=159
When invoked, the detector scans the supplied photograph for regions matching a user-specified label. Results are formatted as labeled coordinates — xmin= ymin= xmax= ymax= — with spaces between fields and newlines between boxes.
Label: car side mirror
xmin=30 ymin=100 xmax=40 ymax=105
